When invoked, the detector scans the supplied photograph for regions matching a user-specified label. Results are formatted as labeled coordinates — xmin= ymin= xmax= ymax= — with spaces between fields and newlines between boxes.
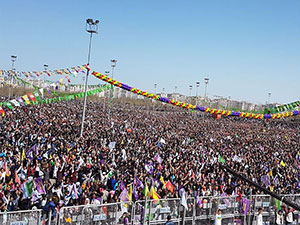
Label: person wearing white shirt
xmin=276 ymin=210 xmax=284 ymax=225
xmin=257 ymin=208 xmax=263 ymax=225
xmin=215 ymin=209 xmax=222 ymax=225
xmin=286 ymin=208 xmax=294 ymax=225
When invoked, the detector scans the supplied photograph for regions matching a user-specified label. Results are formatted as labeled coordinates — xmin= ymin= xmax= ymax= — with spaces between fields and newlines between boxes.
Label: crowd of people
xmin=0 ymin=97 xmax=299 ymax=222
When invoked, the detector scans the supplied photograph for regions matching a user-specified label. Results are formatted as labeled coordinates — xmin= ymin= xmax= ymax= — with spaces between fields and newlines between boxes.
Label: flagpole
xmin=80 ymin=19 xmax=99 ymax=138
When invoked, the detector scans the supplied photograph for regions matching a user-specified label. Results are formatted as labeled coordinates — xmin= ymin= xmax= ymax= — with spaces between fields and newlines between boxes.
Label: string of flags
xmin=265 ymin=100 xmax=300 ymax=114
xmin=91 ymin=69 xmax=300 ymax=120
xmin=0 ymin=65 xmax=87 ymax=79
xmin=0 ymin=84 xmax=109 ymax=115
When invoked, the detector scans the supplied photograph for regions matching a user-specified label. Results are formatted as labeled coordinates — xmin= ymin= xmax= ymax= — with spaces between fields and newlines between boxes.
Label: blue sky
xmin=1 ymin=0 xmax=300 ymax=104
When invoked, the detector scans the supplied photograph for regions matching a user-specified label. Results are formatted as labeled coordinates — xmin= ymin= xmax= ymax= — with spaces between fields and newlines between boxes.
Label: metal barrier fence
xmin=1 ymin=195 xmax=300 ymax=225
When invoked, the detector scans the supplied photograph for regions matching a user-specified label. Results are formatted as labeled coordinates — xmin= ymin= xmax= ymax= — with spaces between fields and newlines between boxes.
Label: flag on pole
xmin=160 ymin=176 xmax=166 ymax=186
xmin=34 ymin=178 xmax=46 ymax=194
xmin=15 ymin=171 xmax=20 ymax=185
xmin=142 ymin=183 xmax=150 ymax=197
xmin=165 ymin=181 xmax=174 ymax=193
xmin=275 ymin=199 xmax=281 ymax=210
xmin=154 ymin=153 xmax=163 ymax=164
xmin=180 ymin=189 xmax=188 ymax=210
xmin=128 ymin=185 xmax=133 ymax=201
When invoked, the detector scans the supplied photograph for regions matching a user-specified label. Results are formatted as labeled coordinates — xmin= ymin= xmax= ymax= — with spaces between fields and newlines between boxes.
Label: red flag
xmin=165 ymin=181 xmax=174 ymax=193
xmin=28 ymin=93 xmax=37 ymax=102
xmin=66 ymin=76 xmax=71 ymax=83
xmin=0 ymin=105 xmax=5 ymax=115
xmin=15 ymin=171 xmax=20 ymax=184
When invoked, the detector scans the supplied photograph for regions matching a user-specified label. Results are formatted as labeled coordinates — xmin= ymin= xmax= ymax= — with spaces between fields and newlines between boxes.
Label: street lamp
xmin=189 ymin=85 xmax=192 ymax=97
xmin=109 ymin=60 xmax=117 ymax=122
xmin=153 ymin=84 xmax=157 ymax=112
xmin=196 ymin=81 xmax=200 ymax=106
xmin=9 ymin=55 xmax=17 ymax=99
xmin=267 ymin=92 xmax=271 ymax=106
xmin=204 ymin=77 xmax=209 ymax=104
xmin=80 ymin=18 xmax=99 ymax=137
xmin=104 ymin=71 xmax=110 ymax=112
xmin=44 ymin=64 xmax=48 ymax=86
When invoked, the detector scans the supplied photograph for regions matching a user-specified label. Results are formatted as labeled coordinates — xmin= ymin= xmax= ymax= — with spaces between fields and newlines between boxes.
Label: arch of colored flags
xmin=91 ymin=70 xmax=299 ymax=120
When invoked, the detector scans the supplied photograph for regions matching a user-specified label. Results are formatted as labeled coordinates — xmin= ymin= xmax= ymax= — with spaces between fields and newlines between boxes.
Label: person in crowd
xmin=165 ymin=215 xmax=175 ymax=225
xmin=256 ymin=208 xmax=263 ymax=225
xmin=275 ymin=209 xmax=284 ymax=225
xmin=0 ymin=97 xmax=298 ymax=220
xmin=215 ymin=209 xmax=222 ymax=225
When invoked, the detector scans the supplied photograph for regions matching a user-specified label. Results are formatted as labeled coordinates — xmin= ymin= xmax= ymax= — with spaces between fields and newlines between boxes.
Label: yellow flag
xmin=269 ymin=170 xmax=273 ymax=177
xmin=150 ymin=186 xmax=160 ymax=200
xmin=280 ymin=160 xmax=286 ymax=167
xmin=21 ymin=149 xmax=25 ymax=161
xmin=160 ymin=176 xmax=166 ymax=186
xmin=65 ymin=217 xmax=72 ymax=223
xmin=128 ymin=185 xmax=133 ymax=201
xmin=82 ymin=181 xmax=86 ymax=190
xmin=22 ymin=95 xmax=31 ymax=105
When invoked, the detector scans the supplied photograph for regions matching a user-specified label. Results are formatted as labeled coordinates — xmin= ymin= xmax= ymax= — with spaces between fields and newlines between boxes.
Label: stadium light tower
xmin=196 ymin=81 xmax=200 ymax=106
xmin=189 ymin=85 xmax=192 ymax=97
xmin=44 ymin=64 xmax=48 ymax=85
xmin=9 ymin=55 xmax=17 ymax=99
xmin=204 ymin=77 xmax=209 ymax=104
xmin=80 ymin=18 xmax=99 ymax=137
xmin=109 ymin=60 xmax=117 ymax=121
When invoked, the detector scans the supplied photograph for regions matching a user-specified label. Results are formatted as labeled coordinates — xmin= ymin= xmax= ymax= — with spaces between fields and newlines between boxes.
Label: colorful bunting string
xmin=91 ymin=70 xmax=300 ymax=120
xmin=0 ymin=85 xmax=109 ymax=115
xmin=0 ymin=65 xmax=86 ymax=79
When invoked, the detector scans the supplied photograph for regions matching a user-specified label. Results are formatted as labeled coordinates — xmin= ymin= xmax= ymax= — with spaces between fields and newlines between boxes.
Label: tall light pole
xmin=268 ymin=92 xmax=271 ymax=106
xmin=104 ymin=71 xmax=110 ymax=112
xmin=9 ymin=55 xmax=17 ymax=99
xmin=80 ymin=18 xmax=99 ymax=137
xmin=196 ymin=81 xmax=200 ymax=106
xmin=204 ymin=77 xmax=209 ymax=105
xmin=44 ymin=64 xmax=48 ymax=87
xmin=110 ymin=60 xmax=117 ymax=122
xmin=189 ymin=85 xmax=192 ymax=97
xmin=153 ymin=83 xmax=157 ymax=112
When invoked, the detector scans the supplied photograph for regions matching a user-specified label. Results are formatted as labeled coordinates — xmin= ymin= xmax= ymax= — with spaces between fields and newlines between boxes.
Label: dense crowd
xmin=0 ymin=98 xmax=299 ymax=219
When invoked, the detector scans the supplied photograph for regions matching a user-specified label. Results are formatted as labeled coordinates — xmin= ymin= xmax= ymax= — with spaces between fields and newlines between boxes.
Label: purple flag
xmin=261 ymin=175 xmax=270 ymax=187
xmin=154 ymin=153 xmax=163 ymax=164
xmin=17 ymin=97 xmax=25 ymax=106
xmin=134 ymin=177 xmax=144 ymax=189
xmin=196 ymin=195 xmax=202 ymax=207
xmin=221 ymin=192 xmax=230 ymax=207
xmin=46 ymin=86 xmax=52 ymax=95
xmin=34 ymin=178 xmax=46 ymax=194
xmin=240 ymin=198 xmax=251 ymax=215
xmin=133 ymin=184 xmax=139 ymax=200
xmin=73 ymin=184 xmax=78 ymax=199
xmin=145 ymin=162 xmax=154 ymax=174
xmin=119 ymin=188 xmax=129 ymax=202
xmin=120 ymin=181 xmax=126 ymax=191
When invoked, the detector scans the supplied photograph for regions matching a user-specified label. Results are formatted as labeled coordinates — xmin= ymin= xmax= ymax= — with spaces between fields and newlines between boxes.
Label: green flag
xmin=275 ymin=199 xmax=281 ymax=210
xmin=219 ymin=156 xmax=225 ymax=164
xmin=3 ymin=102 xmax=14 ymax=110
xmin=142 ymin=183 xmax=150 ymax=197
xmin=25 ymin=180 xmax=33 ymax=198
